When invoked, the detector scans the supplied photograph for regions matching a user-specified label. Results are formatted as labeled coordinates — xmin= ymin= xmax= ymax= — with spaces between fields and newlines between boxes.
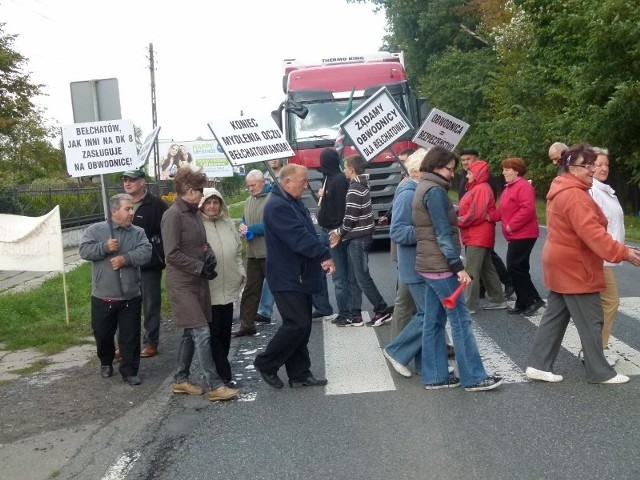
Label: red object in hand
xmin=443 ymin=283 xmax=467 ymax=309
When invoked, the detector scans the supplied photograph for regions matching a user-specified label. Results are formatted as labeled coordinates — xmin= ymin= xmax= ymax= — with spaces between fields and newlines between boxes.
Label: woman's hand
xmin=457 ymin=270 xmax=472 ymax=286
xmin=626 ymin=248 xmax=640 ymax=266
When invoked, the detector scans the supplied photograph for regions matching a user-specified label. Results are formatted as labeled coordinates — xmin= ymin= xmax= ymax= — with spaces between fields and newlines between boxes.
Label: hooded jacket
xmin=199 ymin=188 xmax=246 ymax=305
xmin=317 ymin=148 xmax=350 ymax=229
xmin=542 ymin=173 xmax=629 ymax=294
xmin=457 ymin=161 xmax=497 ymax=248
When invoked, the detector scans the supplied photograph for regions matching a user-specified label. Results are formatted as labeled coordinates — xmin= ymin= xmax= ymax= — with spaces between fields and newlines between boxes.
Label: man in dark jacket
xmin=123 ymin=169 xmax=168 ymax=358
xmin=317 ymin=148 xmax=350 ymax=324
xmin=254 ymin=164 xmax=335 ymax=389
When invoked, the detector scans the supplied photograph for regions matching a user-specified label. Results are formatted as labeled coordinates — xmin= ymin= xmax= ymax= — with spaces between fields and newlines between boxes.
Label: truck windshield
xmin=290 ymin=94 xmax=410 ymax=143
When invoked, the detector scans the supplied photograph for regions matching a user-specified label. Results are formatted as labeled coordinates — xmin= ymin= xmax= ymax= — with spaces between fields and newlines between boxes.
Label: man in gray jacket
xmin=80 ymin=193 xmax=152 ymax=385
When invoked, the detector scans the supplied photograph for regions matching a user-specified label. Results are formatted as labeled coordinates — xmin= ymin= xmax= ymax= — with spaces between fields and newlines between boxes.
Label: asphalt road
xmin=78 ymin=231 xmax=640 ymax=479
xmin=4 ymin=229 xmax=640 ymax=479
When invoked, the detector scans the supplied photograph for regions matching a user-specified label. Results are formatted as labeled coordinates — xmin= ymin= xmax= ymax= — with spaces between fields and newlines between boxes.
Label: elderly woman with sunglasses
xmin=526 ymin=143 xmax=640 ymax=385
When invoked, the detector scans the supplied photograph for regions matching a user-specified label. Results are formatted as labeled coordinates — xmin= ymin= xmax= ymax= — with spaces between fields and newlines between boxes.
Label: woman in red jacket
xmin=526 ymin=143 xmax=640 ymax=384
xmin=497 ymin=157 xmax=545 ymax=316
xmin=457 ymin=160 xmax=507 ymax=313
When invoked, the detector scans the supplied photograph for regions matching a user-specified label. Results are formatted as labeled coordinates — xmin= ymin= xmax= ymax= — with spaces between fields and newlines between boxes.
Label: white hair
xmin=245 ymin=169 xmax=265 ymax=182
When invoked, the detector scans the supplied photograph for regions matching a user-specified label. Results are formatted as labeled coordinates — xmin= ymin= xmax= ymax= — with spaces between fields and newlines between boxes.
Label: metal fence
xmin=1 ymin=183 xmax=173 ymax=228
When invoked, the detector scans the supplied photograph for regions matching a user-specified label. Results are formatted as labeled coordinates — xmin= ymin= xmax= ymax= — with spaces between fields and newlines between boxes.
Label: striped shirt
xmin=337 ymin=174 xmax=375 ymax=240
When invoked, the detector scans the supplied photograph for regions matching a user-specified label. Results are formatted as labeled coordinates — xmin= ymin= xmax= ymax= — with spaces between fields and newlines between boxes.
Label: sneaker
xmin=446 ymin=344 xmax=455 ymax=359
xmin=599 ymin=373 xmax=630 ymax=384
xmin=604 ymin=351 xmax=619 ymax=366
xmin=382 ymin=348 xmax=412 ymax=378
xmin=369 ymin=311 xmax=392 ymax=327
xmin=465 ymin=375 xmax=503 ymax=392
xmin=424 ymin=375 xmax=461 ymax=390
xmin=208 ymin=385 xmax=240 ymax=401
xmin=525 ymin=366 xmax=563 ymax=383
xmin=336 ymin=315 xmax=364 ymax=327
xmin=483 ymin=301 xmax=508 ymax=310
xmin=172 ymin=381 xmax=205 ymax=395
xmin=332 ymin=314 xmax=347 ymax=324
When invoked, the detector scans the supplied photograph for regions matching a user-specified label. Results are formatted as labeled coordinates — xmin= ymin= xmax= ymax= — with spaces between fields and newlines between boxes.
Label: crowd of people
xmin=79 ymin=141 xmax=639 ymax=400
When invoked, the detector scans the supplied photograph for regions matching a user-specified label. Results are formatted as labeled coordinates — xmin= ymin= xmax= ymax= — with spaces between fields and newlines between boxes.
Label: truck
xmin=272 ymin=52 xmax=427 ymax=238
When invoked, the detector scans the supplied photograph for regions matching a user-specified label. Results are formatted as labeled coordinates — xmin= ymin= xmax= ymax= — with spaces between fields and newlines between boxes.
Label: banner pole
xmin=62 ymin=269 xmax=70 ymax=325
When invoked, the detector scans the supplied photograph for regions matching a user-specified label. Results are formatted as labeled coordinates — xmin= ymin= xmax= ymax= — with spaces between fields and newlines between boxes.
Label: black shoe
xmin=507 ymin=306 xmax=525 ymax=315
xmin=123 ymin=375 xmax=141 ymax=385
xmin=311 ymin=310 xmax=332 ymax=319
xmin=224 ymin=380 xmax=238 ymax=388
xmin=100 ymin=365 xmax=113 ymax=378
xmin=522 ymin=299 xmax=546 ymax=317
xmin=504 ymin=285 xmax=515 ymax=299
xmin=255 ymin=314 xmax=271 ymax=324
xmin=255 ymin=366 xmax=284 ymax=389
xmin=289 ymin=376 xmax=328 ymax=388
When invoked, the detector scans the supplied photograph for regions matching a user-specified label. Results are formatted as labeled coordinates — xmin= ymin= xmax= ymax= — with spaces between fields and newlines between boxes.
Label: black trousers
xmin=91 ymin=296 xmax=142 ymax=377
xmin=209 ymin=303 xmax=233 ymax=382
xmin=254 ymin=291 xmax=313 ymax=382
xmin=507 ymin=238 xmax=542 ymax=309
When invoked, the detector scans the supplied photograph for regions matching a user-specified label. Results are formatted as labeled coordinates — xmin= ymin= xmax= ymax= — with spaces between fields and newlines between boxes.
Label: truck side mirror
xmin=418 ymin=98 xmax=429 ymax=122
xmin=284 ymin=100 xmax=309 ymax=120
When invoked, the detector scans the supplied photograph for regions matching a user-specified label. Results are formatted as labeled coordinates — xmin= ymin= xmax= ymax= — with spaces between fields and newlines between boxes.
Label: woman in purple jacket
xmin=496 ymin=157 xmax=545 ymax=316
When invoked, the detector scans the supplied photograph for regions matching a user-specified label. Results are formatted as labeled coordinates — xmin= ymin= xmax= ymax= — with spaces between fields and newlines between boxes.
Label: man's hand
xmin=110 ymin=255 xmax=126 ymax=270
xmin=329 ymin=231 xmax=341 ymax=248
xmin=378 ymin=216 xmax=389 ymax=226
xmin=321 ymin=258 xmax=335 ymax=275
xmin=107 ymin=238 xmax=119 ymax=253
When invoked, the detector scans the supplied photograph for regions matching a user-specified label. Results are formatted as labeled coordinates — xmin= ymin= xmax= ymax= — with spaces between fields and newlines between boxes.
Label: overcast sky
xmin=2 ymin=0 xmax=388 ymax=142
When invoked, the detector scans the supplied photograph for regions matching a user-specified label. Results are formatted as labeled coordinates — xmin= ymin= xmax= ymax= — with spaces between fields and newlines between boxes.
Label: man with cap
xmin=122 ymin=169 xmax=168 ymax=357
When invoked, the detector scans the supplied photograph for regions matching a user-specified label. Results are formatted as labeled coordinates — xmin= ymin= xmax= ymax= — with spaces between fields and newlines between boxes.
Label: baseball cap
xmin=122 ymin=169 xmax=145 ymax=179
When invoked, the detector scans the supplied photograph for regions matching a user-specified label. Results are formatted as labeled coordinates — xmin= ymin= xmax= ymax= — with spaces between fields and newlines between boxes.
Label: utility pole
xmin=149 ymin=43 xmax=160 ymax=180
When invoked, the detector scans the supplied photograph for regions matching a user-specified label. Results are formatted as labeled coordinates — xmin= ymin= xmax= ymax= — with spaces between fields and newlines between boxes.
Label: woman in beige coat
xmin=200 ymin=188 xmax=245 ymax=387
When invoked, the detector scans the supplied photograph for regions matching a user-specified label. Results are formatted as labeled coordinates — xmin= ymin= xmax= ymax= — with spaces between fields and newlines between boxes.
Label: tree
xmin=0 ymin=22 xmax=65 ymax=184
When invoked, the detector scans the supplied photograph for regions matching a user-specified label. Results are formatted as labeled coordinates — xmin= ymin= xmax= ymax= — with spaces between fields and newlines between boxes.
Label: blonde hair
xmin=404 ymin=148 xmax=428 ymax=176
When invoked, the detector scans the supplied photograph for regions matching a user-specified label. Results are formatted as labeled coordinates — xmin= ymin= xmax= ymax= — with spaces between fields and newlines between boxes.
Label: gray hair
xmin=110 ymin=193 xmax=132 ymax=211
xmin=593 ymin=147 xmax=609 ymax=156
xmin=245 ymin=169 xmax=265 ymax=182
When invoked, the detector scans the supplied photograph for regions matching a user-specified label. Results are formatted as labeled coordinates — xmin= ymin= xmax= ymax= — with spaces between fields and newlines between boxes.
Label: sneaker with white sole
xmin=465 ymin=375 xmax=503 ymax=392
xmin=336 ymin=315 xmax=364 ymax=327
xmin=483 ymin=301 xmax=508 ymax=310
xmin=599 ymin=373 xmax=630 ymax=384
xmin=424 ymin=375 xmax=461 ymax=390
xmin=382 ymin=348 xmax=412 ymax=378
xmin=525 ymin=366 xmax=563 ymax=383
xmin=367 ymin=311 xmax=392 ymax=327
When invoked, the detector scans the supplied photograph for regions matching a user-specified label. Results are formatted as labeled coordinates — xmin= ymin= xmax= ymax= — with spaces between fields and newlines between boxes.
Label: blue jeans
xmin=175 ymin=326 xmax=222 ymax=390
xmin=321 ymin=229 xmax=350 ymax=317
xmin=257 ymin=280 xmax=275 ymax=318
xmin=385 ymin=280 xmax=426 ymax=368
xmin=347 ymin=235 xmax=386 ymax=316
xmin=421 ymin=275 xmax=488 ymax=387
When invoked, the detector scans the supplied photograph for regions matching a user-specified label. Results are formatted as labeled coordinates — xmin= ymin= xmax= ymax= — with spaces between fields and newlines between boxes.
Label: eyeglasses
xmin=192 ymin=187 xmax=204 ymax=193
xmin=573 ymin=164 xmax=595 ymax=170
xmin=443 ymin=166 xmax=455 ymax=174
